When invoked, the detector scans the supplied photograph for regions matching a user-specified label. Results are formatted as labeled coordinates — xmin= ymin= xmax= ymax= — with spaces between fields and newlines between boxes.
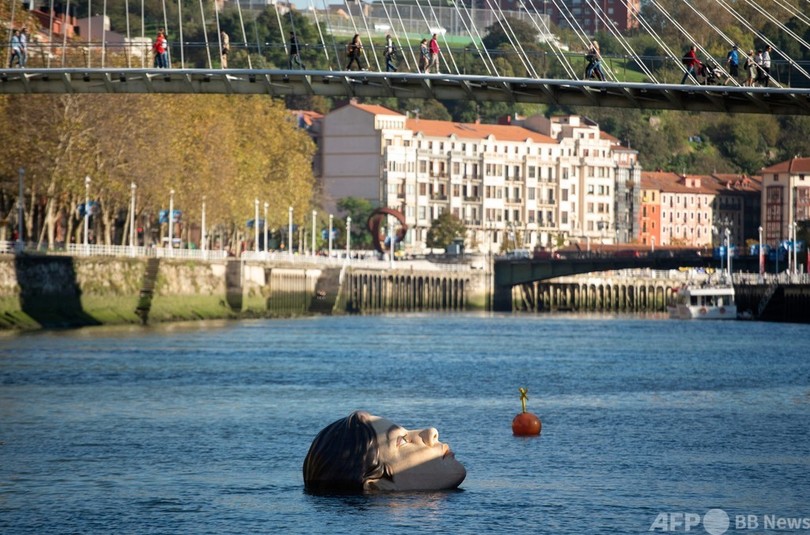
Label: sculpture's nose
xmin=419 ymin=427 xmax=439 ymax=447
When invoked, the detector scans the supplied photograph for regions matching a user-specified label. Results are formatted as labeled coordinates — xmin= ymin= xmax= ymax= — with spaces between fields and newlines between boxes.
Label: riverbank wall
xmin=0 ymin=256 xmax=484 ymax=330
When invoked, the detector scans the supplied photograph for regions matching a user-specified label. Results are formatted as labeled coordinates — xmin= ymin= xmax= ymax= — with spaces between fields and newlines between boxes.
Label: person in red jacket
xmin=680 ymin=45 xmax=701 ymax=84
xmin=428 ymin=34 xmax=440 ymax=73
xmin=153 ymin=29 xmax=168 ymax=68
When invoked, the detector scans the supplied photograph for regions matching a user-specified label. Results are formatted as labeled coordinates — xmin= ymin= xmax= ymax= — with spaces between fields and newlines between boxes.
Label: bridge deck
xmin=3 ymin=68 xmax=810 ymax=115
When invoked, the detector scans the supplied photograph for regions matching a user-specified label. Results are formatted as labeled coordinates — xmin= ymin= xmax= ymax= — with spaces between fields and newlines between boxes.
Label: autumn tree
xmin=426 ymin=212 xmax=466 ymax=250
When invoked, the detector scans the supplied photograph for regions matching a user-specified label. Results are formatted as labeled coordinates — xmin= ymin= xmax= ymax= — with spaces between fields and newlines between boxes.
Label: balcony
xmin=430 ymin=194 xmax=448 ymax=201
xmin=463 ymin=196 xmax=481 ymax=202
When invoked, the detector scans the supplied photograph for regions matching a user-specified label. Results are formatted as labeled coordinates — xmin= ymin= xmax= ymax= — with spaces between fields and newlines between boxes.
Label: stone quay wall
xmin=0 ymin=256 xmax=488 ymax=330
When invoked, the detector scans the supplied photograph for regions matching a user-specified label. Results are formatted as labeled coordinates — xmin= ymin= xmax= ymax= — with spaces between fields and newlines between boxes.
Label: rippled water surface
xmin=1 ymin=314 xmax=809 ymax=534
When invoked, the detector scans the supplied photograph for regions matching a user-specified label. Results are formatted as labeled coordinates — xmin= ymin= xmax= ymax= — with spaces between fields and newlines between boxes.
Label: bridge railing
xmin=6 ymin=39 xmax=808 ymax=88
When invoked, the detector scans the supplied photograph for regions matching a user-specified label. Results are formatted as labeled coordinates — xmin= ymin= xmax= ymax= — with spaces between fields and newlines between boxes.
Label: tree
xmin=426 ymin=212 xmax=466 ymax=250
xmin=336 ymin=197 xmax=374 ymax=249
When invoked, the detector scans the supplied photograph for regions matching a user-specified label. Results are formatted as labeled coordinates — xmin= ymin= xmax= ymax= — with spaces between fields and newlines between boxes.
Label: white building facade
xmin=319 ymin=102 xmax=640 ymax=253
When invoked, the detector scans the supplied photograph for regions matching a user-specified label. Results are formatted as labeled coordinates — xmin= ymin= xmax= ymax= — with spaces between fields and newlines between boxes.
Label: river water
xmin=1 ymin=314 xmax=809 ymax=534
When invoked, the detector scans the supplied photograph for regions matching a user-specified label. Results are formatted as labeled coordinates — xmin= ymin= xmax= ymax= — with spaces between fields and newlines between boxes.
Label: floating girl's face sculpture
xmin=303 ymin=411 xmax=466 ymax=493
xmin=364 ymin=413 xmax=466 ymax=491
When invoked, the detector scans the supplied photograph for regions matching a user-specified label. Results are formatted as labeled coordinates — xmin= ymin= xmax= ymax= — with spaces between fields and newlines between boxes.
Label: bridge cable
xmin=596 ymin=0 xmax=666 ymax=83
xmin=410 ymin=0 xmax=438 ymax=69
xmin=61 ymin=0 xmax=70 ymax=67
xmin=320 ymin=0 xmax=343 ymax=70
xmin=307 ymin=0 xmax=330 ymax=68
xmin=622 ymin=0 xmax=683 ymax=82
xmin=648 ymin=0 xmax=715 ymax=84
xmin=161 ymin=0 xmax=171 ymax=66
xmin=485 ymin=0 xmax=539 ymax=78
xmin=102 ymin=0 xmax=107 ymax=66
xmin=546 ymin=0 xmax=596 ymax=79
xmin=387 ymin=0 xmax=420 ymax=72
xmin=452 ymin=0 xmax=500 ymax=76
xmin=769 ymin=0 xmax=810 ymax=27
xmin=123 ymin=0 xmax=132 ymax=68
xmin=423 ymin=0 xmax=461 ymax=74
xmin=584 ymin=0 xmax=660 ymax=83
xmin=518 ymin=1 xmax=578 ymax=80
xmin=273 ymin=3 xmax=288 ymax=68
xmin=214 ymin=0 xmax=223 ymax=68
xmin=481 ymin=0 xmax=531 ymax=76
xmin=378 ymin=0 xmax=412 ymax=71
xmin=714 ymin=0 xmax=810 ymax=83
xmin=176 ymin=0 xmax=185 ymax=67
xmin=449 ymin=0 xmax=496 ymax=76
xmin=47 ymin=0 xmax=54 ymax=67
xmin=140 ymin=0 xmax=145 ymax=67
xmin=6 ymin=0 xmax=17 ymax=68
xmin=197 ymin=0 xmax=212 ymax=68
xmin=87 ymin=0 xmax=92 ymax=67
xmin=673 ymin=0 xmax=745 ymax=87
xmin=355 ymin=0 xmax=382 ymax=72
xmin=741 ymin=0 xmax=810 ymax=54
xmin=235 ymin=0 xmax=253 ymax=69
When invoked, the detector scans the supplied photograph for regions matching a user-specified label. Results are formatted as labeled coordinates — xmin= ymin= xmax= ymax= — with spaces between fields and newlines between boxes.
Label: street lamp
xmin=388 ymin=214 xmax=395 ymax=269
xmin=263 ymin=202 xmax=269 ymax=254
xmin=651 ymin=236 xmax=655 ymax=253
xmin=346 ymin=215 xmax=352 ymax=262
xmin=84 ymin=176 xmax=91 ymax=250
xmin=758 ymin=225 xmax=764 ymax=276
xmin=130 ymin=182 xmax=136 ymax=256
xmin=792 ymin=221 xmax=798 ymax=276
xmin=311 ymin=209 xmax=316 ymax=257
xmin=724 ymin=227 xmax=731 ymax=278
xmin=254 ymin=198 xmax=260 ymax=254
xmin=328 ymin=214 xmax=333 ymax=258
xmin=288 ymin=206 xmax=293 ymax=256
xmin=168 ymin=189 xmax=175 ymax=257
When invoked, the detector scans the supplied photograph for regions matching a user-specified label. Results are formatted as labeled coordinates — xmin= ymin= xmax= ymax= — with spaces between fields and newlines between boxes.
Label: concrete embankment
xmin=0 ymin=256 xmax=485 ymax=330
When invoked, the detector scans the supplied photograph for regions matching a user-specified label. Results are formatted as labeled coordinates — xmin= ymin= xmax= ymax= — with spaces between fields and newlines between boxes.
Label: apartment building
xmin=759 ymin=157 xmax=810 ymax=245
xmin=640 ymin=172 xmax=716 ymax=247
xmin=710 ymin=173 xmax=762 ymax=248
xmin=319 ymin=102 xmax=639 ymax=253
xmin=541 ymin=0 xmax=641 ymax=35
xmin=640 ymin=171 xmax=762 ymax=248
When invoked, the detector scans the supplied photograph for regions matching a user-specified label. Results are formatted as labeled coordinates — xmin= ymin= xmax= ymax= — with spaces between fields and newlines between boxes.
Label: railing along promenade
xmin=0 ymin=241 xmax=472 ymax=271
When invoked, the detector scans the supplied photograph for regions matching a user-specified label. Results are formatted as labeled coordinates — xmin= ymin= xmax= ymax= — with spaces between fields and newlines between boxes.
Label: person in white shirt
xmin=760 ymin=45 xmax=772 ymax=86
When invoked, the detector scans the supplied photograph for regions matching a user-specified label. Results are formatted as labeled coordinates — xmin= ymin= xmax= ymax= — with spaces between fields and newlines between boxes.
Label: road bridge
xmin=492 ymin=254 xmax=763 ymax=311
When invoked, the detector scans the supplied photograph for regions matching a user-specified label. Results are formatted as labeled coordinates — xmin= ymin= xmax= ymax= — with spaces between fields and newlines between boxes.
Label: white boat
xmin=669 ymin=283 xmax=737 ymax=320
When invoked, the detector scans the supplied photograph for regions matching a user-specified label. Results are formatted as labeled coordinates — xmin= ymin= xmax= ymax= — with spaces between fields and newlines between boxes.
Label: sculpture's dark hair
xmin=303 ymin=411 xmax=389 ymax=493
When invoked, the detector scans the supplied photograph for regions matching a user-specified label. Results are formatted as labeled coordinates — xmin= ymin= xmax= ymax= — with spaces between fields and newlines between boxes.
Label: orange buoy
xmin=512 ymin=387 xmax=542 ymax=436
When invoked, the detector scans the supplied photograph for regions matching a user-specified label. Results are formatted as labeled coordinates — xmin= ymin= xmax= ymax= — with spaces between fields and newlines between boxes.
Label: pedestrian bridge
xmin=2 ymin=68 xmax=810 ymax=115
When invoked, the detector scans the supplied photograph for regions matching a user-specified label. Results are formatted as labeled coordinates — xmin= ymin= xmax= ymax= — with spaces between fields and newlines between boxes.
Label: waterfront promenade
xmin=1 ymin=242 xmax=808 ymax=328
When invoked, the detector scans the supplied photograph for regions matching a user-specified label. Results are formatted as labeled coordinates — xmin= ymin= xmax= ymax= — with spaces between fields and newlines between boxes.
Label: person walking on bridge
xmin=680 ymin=45 xmax=701 ymax=84
xmin=584 ymin=40 xmax=605 ymax=81
xmin=346 ymin=34 xmax=364 ymax=71
xmin=8 ymin=29 xmax=21 ymax=68
xmin=428 ymin=34 xmax=440 ymax=73
xmin=725 ymin=44 xmax=739 ymax=83
xmin=153 ymin=29 xmax=168 ymax=68
xmin=289 ymin=31 xmax=305 ymax=70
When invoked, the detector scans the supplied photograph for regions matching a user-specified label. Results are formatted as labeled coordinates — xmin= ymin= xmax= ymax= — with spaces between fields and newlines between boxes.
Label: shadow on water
xmin=303 ymin=488 xmax=465 ymax=515
xmin=14 ymin=255 xmax=101 ymax=328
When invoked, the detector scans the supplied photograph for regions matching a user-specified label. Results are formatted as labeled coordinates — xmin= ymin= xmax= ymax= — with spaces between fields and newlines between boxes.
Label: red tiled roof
xmin=350 ymin=103 xmax=405 ymax=116
xmin=405 ymin=118 xmax=557 ymax=143
xmin=760 ymin=157 xmax=810 ymax=174
xmin=641 ymin=171 xmax=716 ymax=194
